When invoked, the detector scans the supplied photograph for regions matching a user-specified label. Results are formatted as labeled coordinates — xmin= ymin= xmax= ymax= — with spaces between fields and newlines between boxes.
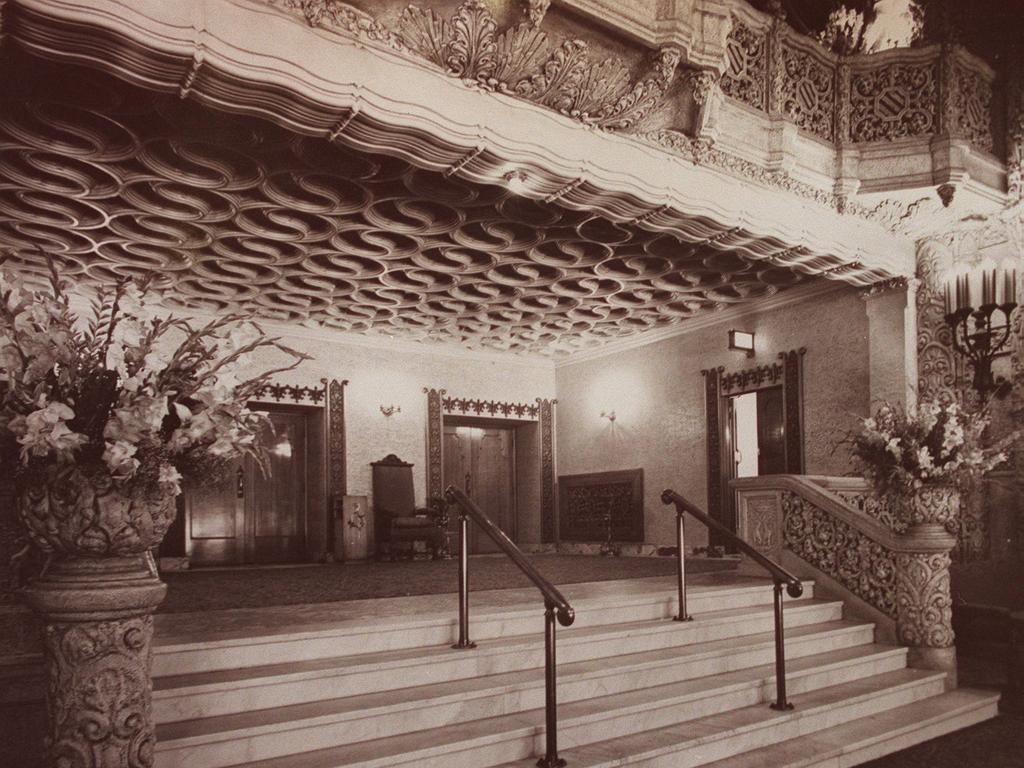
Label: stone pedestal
xmin=21 ymin=556 xmax=167 ymax=768
xmin=896 ymin=524 xmax=958 ymax=689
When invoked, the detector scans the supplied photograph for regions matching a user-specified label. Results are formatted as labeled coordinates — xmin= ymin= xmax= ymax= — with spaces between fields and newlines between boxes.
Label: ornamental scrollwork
xmin=780 ymin=43 xmax=835 ymax=141
xmin=277 ymin=0 xmax=680 ymax=133
xmin=42 ymin=616 xmax=156 ymax=768
xmin=895 ymin=551 xmax=954 ymax=648
xmin=720 ymin=363 xmax=783 ymax=395
xmin=538 ymin=398 xmax=556 ymax=543
xmin=250 ymin=381 xmax=327 ymax=404
xmin=848 ymin=61 xmax=938 ymax=142
xmin=424 ymin=388 xmax=445 ymax=502
xmin=721 ymin=18 xmax=768 ymax=111
xmin=949 ymin=63 xmax=994 ymax=152
xmin=782 ymin=491 xmax=897 ymax=618
xmin=835 ymin=490 xmax=907 ymax=534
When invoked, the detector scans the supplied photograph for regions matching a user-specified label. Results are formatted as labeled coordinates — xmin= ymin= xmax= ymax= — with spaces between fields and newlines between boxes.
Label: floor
xmin=157 ymin=554 xmax=735 ymax=613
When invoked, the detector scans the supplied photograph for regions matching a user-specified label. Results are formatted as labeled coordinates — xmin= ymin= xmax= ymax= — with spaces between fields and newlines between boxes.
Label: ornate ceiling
xmin=0 ymin=57 xmax=829 ymax=356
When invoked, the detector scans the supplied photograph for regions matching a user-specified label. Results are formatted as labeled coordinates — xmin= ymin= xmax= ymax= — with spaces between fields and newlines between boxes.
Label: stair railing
xmin=661 ymin=488 xmax=803 ymax=711
xmin=445 ymin=484 xmax=575 ymax=768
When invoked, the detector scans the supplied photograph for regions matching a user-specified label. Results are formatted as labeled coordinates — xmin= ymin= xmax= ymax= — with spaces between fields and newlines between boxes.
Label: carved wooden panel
xmin=442 ymin=396 xmax=539 ymax=421
xmin=848 ymin=61 xmax=938 ymax=142
xmin=424 ymin=388 xmax=445 ymax=502
xmin=721 ymin=19 xmax=768 ymax=112
xmin=558 ymin=469 xmax=643 ymax=542
xmin=539 ymin=398 xmax=557 ymax=544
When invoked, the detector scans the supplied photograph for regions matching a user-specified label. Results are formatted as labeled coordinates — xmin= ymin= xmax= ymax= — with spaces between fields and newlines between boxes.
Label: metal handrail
xmin=444 ymin=484 xmax=574 ymax=768
xmin=661 ymin=488 xmax=802 ymax=711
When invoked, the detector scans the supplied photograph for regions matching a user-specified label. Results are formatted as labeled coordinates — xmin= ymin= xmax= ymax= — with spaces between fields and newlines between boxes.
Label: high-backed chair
xmin=371 ymin=454 xmax=443 ymax=559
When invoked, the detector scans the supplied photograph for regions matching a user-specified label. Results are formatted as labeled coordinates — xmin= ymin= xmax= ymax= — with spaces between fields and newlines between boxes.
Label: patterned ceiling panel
xmin=0 ymin=61 xmax=813 ymax=356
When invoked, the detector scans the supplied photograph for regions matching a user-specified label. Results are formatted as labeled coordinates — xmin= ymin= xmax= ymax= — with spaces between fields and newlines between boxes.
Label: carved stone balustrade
xmin=733 ymin=475 xmax=958 ymax=688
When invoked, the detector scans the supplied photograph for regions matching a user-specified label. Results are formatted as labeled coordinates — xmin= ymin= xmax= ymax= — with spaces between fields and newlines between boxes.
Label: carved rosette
xmin=896 ymin=551 xmax=954 ymax=648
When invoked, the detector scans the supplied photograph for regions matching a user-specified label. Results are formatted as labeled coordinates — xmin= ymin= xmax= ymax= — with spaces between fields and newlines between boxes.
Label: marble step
xmin=154 ymin=598 xmax=844 ymax=722
xmin=153 ymin=643 xmax=907 ymax=768
xmin=499 ymin=669 xmax=950 ymax=768
xmin=153 ymin=579 xmax=813 ymax=676
xmin=698 ymin=688 xmax=1000 ymax=768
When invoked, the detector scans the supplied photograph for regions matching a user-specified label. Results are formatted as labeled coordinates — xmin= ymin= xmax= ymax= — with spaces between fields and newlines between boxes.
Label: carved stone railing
xmin=733 ymin=474 xmax=958 ymax=687
xmin=721 ymin=9 xmax=996 ymax=155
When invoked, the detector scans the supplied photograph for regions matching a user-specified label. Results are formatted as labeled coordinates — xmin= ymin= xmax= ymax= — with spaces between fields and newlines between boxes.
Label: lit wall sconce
xmin=379 ymin=404 xmax=401 ymax=417
xmin=728 ymin=329 xmax=755 ymax=358
xmin=943 ymin=260 xmax=1018 ymax=397
xmin=600 ymin=410 xmax=617 ymax=422
xmin=502 ymin=170 xmax=528 ymax=194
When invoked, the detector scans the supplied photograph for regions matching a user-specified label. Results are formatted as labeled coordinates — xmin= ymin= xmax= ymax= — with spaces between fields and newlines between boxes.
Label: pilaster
xmin=862 ymin=278 xmax=920 ymax=411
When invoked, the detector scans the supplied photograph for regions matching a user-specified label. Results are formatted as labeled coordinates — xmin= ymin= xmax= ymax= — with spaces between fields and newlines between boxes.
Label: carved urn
xmin=17 ymin=463 xmax=177 ymax=558
xmin=904 ymin=482 xmax=960 ymax=531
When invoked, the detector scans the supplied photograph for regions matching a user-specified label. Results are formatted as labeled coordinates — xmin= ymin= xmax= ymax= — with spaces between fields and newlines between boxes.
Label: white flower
xmin=885 ymin=437 xmax=902 ymax=459
xmin=102 ymin=440 xmax=139 ymax=479
xmin=158 ymin=464 xmax=183 ymax=495
xmin=17 ymin=402 xmax=86 ymax=462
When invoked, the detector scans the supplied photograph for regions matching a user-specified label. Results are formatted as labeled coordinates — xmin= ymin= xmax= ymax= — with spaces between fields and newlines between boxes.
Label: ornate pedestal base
xmin=21 ymin=556 xmax=167 ymax=768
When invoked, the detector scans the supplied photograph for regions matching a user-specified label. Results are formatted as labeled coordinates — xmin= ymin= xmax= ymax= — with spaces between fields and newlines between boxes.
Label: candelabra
xmin=943 ymin=265 xmax=1018 ymax=397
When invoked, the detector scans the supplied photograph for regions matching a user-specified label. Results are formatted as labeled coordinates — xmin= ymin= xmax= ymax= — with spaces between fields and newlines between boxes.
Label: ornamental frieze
xmin=269 ymin=0 xmax=680 ymax=133
xmin=848 ymin=61 xmax=938 ymax=142
xmin=721 ymin=19 xmax=768 ymax=111
xmin=780 ymin=43 xmax=835 ymax=141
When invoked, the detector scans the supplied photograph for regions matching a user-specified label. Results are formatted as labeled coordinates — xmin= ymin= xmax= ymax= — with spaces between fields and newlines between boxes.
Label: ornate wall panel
xmin=895 ymin=551 xmax=954 ymax=648
xmin=539 ymin=398 xmax=557 ymax=544
xmin=848 ymin=61 xmax=939 ymax=143
xmin=782 ymin=490 xmax=898 ymax=618
xmin=442 ymin=396 xmax=539 ymax=421
xmin=558 ymin=469 xmax=644 ymax=542
xmin=327 ymin=378 xmax=348 ymax=507
xmin=424 ymin=388 xmax=445 ymax=502
xmin=780 ymin=43 xmax=835 ymax=141
xmin=720 ymin=19 xmax=768 ymax=112
xmin=834 ymin=490 xmax=907 ymax=534
xmin=720 ymin=362 xmax=783 ymax=395
xmin=949 ymin=62 xmax=994 ymax=153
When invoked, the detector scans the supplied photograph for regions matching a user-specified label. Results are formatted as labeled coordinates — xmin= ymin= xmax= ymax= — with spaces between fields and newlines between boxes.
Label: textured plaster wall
xmin=555 ymin=286 xmax=871 ymax=550
xmin=250 ymin=333 xmax=556 ymax=512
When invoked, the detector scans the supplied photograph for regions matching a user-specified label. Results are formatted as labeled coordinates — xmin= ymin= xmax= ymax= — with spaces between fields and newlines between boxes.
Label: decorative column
xmin=863 ymin=277 xmax=920 ymax=411
xmin=537 ymin=398 xmax=557 ymax=544
xmin=423 ymin=388 xmax=445 ymax=502
xmin=895 ymin=524 xmax=958 ymax=687
xmin=23 ymin=556 xmax=166 ymax=767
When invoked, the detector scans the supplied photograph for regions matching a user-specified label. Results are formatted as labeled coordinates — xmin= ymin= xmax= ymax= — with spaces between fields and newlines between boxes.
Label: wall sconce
xmin=600 ymin=410 xmax=617 ymax=422
xmin=728 ymin=329 xmax=755 ymax=358
xmin=379 ymin=404 xmax=401 ymax=417
xmin=943 ymin=261 xmax=1018 ymax=397
xmin=502 ymin=170 xmax=528 ymax=194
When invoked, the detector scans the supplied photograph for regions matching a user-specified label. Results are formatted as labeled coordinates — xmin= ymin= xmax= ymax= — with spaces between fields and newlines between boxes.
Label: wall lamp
xmin=728 ymin=329 xmax=755 ymax=358
xmin=380 ymin=405 xmax=401 ymax=417
xmin=943 ymin=261 xmax=1018 ymax=397
xmin=600 ymin=410 xmax=617 ymax=422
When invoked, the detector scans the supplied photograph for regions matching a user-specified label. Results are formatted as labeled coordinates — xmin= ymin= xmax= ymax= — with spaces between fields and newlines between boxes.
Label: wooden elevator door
xmin=443 ymin=425 xmax=516 ymax=554
xmin=187 ymin=411 xmax=308 ymax=566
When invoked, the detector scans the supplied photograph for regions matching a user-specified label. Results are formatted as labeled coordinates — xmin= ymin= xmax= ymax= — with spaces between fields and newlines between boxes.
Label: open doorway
xmin=728 ymin=386 xmax=787 ymax=482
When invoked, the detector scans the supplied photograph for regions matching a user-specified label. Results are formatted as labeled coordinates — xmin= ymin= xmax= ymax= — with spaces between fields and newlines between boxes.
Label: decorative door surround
xmin=702 ymin=349 xmax=806 ymax=535
xmin=424 ymin=389 xmax=557 ymax=541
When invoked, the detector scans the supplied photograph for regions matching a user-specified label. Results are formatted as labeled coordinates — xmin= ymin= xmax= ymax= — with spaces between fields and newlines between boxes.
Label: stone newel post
xmin=23 ymin=556 xmax=166 ymax=768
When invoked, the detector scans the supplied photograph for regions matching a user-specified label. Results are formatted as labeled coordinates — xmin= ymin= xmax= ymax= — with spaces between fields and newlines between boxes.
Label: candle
xmin=944 ymin=282 xmax=951 ymax=315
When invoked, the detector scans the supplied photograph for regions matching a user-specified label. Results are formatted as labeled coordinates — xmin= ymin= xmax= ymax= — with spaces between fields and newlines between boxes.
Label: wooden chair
xmin=371 ymin=454 xmax=443 ymax=559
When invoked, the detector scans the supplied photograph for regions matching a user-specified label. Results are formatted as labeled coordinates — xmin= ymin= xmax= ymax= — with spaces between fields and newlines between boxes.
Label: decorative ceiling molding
xmin=3 ymin=0 xmax=915 ymax=283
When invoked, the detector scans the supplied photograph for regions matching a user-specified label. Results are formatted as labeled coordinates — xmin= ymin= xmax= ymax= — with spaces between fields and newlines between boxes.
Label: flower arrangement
xmin=844 ymin=397 xmax=1017 ymax=498
xmin=0 ymin=255 xmax=307 ymax=506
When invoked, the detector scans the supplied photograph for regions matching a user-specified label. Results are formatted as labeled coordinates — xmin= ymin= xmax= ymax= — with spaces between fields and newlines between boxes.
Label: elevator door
xmin=187 ymin=410 xmax=308 ymax=565
xmin=443 ymin=425 xmax=516 ymax=554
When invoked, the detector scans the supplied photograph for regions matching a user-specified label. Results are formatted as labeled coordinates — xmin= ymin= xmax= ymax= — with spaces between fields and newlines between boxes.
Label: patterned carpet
xmin=158 ymin=554 xmax=734 ymax=613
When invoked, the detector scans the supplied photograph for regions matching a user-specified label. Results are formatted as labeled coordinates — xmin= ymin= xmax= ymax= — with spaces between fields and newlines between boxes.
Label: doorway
xmin=442 ymin=423 xmax=517 ymax=554
xmin=186 ymin=409 xmax=310 ymax=566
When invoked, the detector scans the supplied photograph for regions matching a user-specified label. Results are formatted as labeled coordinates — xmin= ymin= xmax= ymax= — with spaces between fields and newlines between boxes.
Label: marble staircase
xmin=149 ymin=576 xmax=998 ymax=768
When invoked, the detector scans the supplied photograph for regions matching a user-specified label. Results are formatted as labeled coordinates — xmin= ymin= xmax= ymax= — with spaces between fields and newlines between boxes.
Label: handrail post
xmin=769 ymin=580 xmax=793 ymax=711
xmin=537 ymin=602 xmax=566 ymax=768
xmin=674 ymin=510 xmax=692 ymax=622
xmin=452 ymin=509 xmax=476 ymax=649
